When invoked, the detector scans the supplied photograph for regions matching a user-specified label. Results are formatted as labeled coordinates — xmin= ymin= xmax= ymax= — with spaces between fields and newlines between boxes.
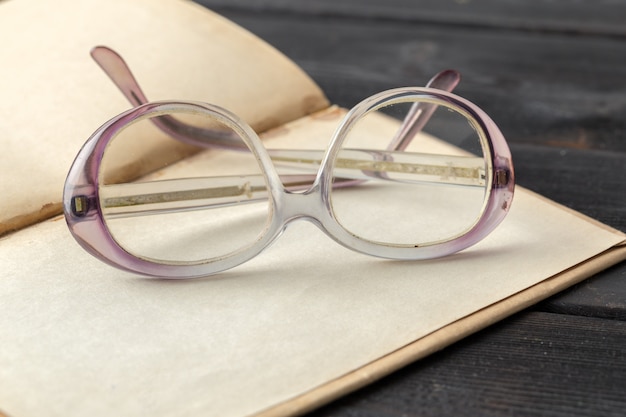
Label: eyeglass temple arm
xmin=388 ymin=69 xmax=460 ymax=151
xmin=90 ymin=46 xmax=460 ymax=152
xmin=96 ymin=150 xmax=486 ymax=219
xmin=90 ymin=46 xmax=246 ymax=149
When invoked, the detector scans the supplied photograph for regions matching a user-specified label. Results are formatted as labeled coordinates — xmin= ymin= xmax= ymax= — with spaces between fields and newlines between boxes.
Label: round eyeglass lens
xmin=98 ymin=109 xmax=272 ymax=263
xmin=330 ymin=96 xmax=490 ymax=246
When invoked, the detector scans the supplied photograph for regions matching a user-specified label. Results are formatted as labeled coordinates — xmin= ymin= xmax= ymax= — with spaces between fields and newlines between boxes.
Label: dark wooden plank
xmin=539 ymin=262 xmax=626 ymax=320
xmin=193 ymin=9 xmax=626 ymax=155
xmin=509 ymin=144 xmax=626 ymax=232
xmin=196 ymin=0 xmax=626 ymax=37
xmin=308 ymin=312 xmax=626 ymax=417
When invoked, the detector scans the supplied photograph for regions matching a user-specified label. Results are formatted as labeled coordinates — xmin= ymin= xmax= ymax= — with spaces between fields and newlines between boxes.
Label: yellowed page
xmin=0 ymin=108 xmax=624 ymax=417
xmin=0 ymin=0 xmax=328 ymax=236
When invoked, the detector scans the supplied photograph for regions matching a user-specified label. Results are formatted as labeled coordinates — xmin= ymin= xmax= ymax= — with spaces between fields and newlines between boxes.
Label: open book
xmin=1 ymin=0 xmax=624 ymax=416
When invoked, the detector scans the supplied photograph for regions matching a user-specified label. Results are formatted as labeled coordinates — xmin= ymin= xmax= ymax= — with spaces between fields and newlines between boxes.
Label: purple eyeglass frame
xmin=62 ymin=47 xmax=514 ymax=279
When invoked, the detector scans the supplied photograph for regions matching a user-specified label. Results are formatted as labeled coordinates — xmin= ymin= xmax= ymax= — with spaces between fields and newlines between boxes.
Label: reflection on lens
xmin=99 ymin=109 xmax=271 ymax=263
xmin=330 ymin=97 xmax=489 ymax=246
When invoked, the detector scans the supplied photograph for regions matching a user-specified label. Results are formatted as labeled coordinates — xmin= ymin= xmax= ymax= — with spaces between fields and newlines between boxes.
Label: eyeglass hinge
xmin=494 ymin=169 xmax=510 ymax=188
xmin=71 ymin=195 xmax=90 ymax=217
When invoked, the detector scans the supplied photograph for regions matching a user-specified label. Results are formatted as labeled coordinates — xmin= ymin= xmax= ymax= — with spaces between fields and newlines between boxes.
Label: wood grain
xmin=311 ymin=312 xmax=626 ymax=417
xmin=196 ymin=7 xmax=626 ymax=155
xmin=196 ymin=0 xmax=626 ymax=37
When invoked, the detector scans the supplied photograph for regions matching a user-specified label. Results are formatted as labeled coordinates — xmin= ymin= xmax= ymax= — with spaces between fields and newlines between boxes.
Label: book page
xmin=0 ymin=0 xmax=328 ymax=236
xmin=0 ymin=108 xmax=624 ymax=417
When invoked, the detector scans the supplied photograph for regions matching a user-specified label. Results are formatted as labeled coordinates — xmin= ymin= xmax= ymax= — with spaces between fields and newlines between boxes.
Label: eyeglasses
xmin=63 ymin=46 xmax=514 ymax=279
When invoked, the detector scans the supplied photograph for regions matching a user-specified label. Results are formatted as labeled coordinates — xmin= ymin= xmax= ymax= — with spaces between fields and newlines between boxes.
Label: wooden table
xmin=197 ymin=2 xmax=626 ymax=415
